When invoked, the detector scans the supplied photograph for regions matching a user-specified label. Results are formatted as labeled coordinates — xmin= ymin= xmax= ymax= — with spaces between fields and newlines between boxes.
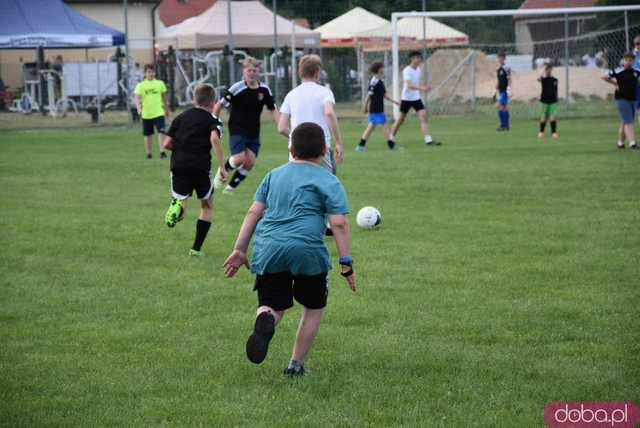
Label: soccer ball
xmin=356 ymin=206 xmax=382 ymax=229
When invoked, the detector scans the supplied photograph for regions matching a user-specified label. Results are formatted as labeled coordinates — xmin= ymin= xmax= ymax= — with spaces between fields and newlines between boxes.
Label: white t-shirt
xmin=280 ymin=81 xmax=335 ymax=148
xmin=402 ymin=65 xmax=421 ymax=101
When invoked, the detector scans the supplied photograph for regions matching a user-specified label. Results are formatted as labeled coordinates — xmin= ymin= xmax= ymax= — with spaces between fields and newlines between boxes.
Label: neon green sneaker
xmin=189 ymin=249 xmax=204 ymax=257
xmin=165 ymin=198 xmax=183 ymax=228
xmin=213 ymin=167 xmax=225 ymax=190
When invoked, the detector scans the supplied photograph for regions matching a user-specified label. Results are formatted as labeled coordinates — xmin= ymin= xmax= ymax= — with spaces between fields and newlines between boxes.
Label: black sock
xmin=229 ymin=169 xmax=248 ymax=189
xmin=387 ymin=139 xmax=396 ymax=149
xmin=192 ymin=219 xmax=211 ymax=251
xmin=550 ymin=121 xmax=557 ymax=133
xmin=540 ymin=122 xmax=546 ymax=132
xmin=224 ymin=159 xmax=234 ymax=172
xmin=358 ymin=138 xmax=366 ymax=147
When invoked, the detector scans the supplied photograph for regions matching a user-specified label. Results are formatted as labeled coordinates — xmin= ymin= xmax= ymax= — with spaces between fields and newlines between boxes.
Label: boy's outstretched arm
xmin=278 ymin=112 xmax=291 ymax=138
xmin=329 ymin=214 xmax=356 ymax=292
xmin=163 ymin=135 xmax=173 ymax=151
xmin=224 ymin=202 xmax=265 ymax=278
xmin=324 ymin=102 xmax=343 ymax=163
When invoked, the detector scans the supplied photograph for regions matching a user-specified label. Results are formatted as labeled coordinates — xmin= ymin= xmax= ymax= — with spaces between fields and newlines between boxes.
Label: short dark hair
xmin=409 ymin=50 xmax=422 ymax=59
xmin=369 ymin=61 xmax=384 ymax=74
xmin=291 ymin=122 xmax=326 ymax=160
xmin=543 ymin=62 xmax=552 ymax=69
xmin=497 ymin=51 xmax=506 ymax=58
xmin=623 ymin=51 xmax=635 ymax=60
xmin=144 ymin=64 xmax=155 ymax=72
xmin=194 ymin=84 xmax=216 ymax=107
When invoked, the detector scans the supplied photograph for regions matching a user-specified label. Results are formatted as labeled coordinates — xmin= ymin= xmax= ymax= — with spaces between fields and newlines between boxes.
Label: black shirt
xmin=497 ymin=65 xmax=511 ymax=92
xmin=539 ymin=76 xmax=558 ymax=103
xmin=222 ymin=80 xmax=276 ymax=138
xmin=368 ymin=77 xmax=386 ymax=113
xmin=608 ymin=67 xmax=640 ymax=101
xmin=166 ymin=108 xmax=223 ymax=173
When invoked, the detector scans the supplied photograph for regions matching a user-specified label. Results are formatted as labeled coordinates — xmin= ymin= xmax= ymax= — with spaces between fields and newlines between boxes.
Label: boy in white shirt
xmin=389 ymin=51 xmax=440 ymax=146
xmin=278 ymin=55 xmax=344 ymax=173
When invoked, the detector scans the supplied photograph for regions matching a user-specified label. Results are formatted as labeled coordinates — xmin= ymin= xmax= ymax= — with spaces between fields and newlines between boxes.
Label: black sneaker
xmin=160 ymin=151 xmax=168 ymax=159
xmin=246 ymin=312 xmax=275 ymax=364
xmin=283 ymin=366 xmax=305 ymax=377
xmin=426 ymin=141 xmax=442 ymax=146
xmin=630 ymin=144 xmax=639 ymax=150
xmin=617 ymin=144 xmax=625 ymax=149
xmin=146 ymin=153 xmax=152 ymax=159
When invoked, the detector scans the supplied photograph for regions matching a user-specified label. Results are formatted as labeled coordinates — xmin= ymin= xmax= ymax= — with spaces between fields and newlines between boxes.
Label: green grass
xmin=1 ymin=115 xmax=639 ymax=427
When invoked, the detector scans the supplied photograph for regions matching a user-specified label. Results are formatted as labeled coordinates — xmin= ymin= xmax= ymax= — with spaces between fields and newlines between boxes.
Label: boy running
xmin=537 ymin=63 xmax=559 ymax=139
xmin=389 ymin=51 xmax=440 ymax=146
xmin=134 ymin=64 xmax=170 ymax=159
xmin=223 ymin=122 xmax=356 ymax=377
xmin=163 ymin=84 xmax=228 ymax=256
xmin=278 ymin=54 xmax=343 ymax=173
xmin=602 ymin=52 xmax=640 ymax=150
xmin=212 ymin=58 xmax=279 ymax=195
xmin=356 ymin=61 xmax=401 ymax=151
xmin=496 ymin=52 xmax=512 ymax=132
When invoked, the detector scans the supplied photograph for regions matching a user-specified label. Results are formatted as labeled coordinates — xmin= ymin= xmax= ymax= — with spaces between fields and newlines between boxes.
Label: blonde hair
xmin=299 ymin=54 xmax=322 ymax=79
xmin=242 ymin=57 xmax=261 ymax=69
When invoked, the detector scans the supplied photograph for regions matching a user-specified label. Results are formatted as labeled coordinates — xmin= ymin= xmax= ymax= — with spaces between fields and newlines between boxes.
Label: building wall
xmin=0 ymin=3 xmax=162 ymax=90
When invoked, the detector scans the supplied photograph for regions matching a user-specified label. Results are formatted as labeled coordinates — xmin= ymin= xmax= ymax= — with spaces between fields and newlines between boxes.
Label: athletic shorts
xmin=142 ymin=116 xmax=166 ymax=136
xmin=170 ymin=170 xmax=213 ymax=200
xmin=399 ymin=99 xmax=425 ymax=114
xmin=497 ymin=91 xmax=509 ymax=106
xmin=230 ymin=134 xmax=260 ymax=156
xmin=368 ymin=112 xmax=386 ymax=125
xmin=539 ymin=102 xmax=557 ymax=117
xmin=616 ymin=99 xmax=636 ymax=124
xmin=254 ymin=271 xmax=328 ymax=311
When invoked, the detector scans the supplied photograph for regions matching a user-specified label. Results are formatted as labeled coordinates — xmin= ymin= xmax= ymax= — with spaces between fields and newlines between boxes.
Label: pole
xmin=227 ymin=0 xmax=235 ymax=83
xmin=272 ymin=0 xmax=279 ymax=103
xmin=124 ymin=0 xmax=132 ymax=126
xmin=96 ymin=60 xmax=101 ymax=123
xmin=624 ymin=10 xmax=630 ymax=52
xmin=470 ymin=51 xmax=476 ymax=112
xmin=291 ymin=19 xmax=297 ymax=88
xmin=422 ymin=0 xmax=428 ymax=107
xmin=392 ymin=14 xmax=399 ymax=120
xmin=564 ymin=3 xmax=570 ymax=109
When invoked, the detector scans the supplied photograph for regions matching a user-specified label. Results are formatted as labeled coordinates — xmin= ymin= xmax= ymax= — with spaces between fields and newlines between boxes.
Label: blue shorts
xmin=142 ymin=116 xmax=166 ymax=136
xmin=616 ymin=99 xmax=636 ymax=124
xmin=497 ymin=91 xmax=509 ymax=106
xmin=368 ymin=112 xmax=386 ymax=125
xmin=230 ymin=134 xmax=260 ymax=156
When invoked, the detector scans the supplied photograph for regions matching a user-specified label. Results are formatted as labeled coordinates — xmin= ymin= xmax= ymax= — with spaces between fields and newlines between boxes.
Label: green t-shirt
xmin=251 ymin=161 xmax=349 ymax=276
xmin=134 ymin=79 xmax=167 ymax=119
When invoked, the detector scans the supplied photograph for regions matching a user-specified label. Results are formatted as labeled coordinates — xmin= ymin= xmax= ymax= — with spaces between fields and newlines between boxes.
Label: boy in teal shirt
xmin=224 ymin=122 xmax=356 ymax=376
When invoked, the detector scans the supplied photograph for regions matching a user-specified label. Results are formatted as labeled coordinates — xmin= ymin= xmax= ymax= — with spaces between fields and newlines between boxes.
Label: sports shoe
xmin=222 ymin=186 xmax=235 ymax=196
xmin=213 ymin=167 xmax=225 ymax=190
xmin=425 ymin=141 xmax=442 ymax=146
xmin=189 ymin=249 xmax=204 ymax=257
xmin=146 ymin=153 xmax=152 ymax=159
xmin=355 ymin=145 xmax=366 ymax=152
xmin=283 ymin=366 xmax=305 ymax=377
xmin=160 ymin=151 xmax=167 ymax=159
xmin=617 ymin=143 xmax=625 ymax=149
xmin=165 ymin=198 xmax=183 ymax=228
xmin=552 ymin=133 xmax=559 ymax=139
xmin=538 ymin=132 xmax=544 ymax=138
xmin=630 ymin=143 xmax=639 ymax=150
xmin=246 ymin=312 xmax=275 ymax=364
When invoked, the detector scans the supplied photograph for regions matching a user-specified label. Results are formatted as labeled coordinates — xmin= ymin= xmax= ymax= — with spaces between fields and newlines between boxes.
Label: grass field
xmin=1 ymin=115 xmax=639 ymax=427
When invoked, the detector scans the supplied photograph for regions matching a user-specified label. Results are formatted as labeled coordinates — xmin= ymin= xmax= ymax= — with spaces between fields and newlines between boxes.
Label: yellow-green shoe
xmin=189 ymin=249 xmax=204 ymax=257
xmin=165 ymin=198 xmax=183 ymax=228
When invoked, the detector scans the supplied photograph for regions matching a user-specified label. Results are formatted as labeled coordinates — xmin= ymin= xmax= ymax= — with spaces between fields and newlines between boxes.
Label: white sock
xmin=228 ymin=157 xmax=239 ymax=169
xmin=617 ymin=140 xmax=624 ymax=146
xmin=424 ymin=135 xmax=433 ymax=144
xmin=389 ymin=134 xmax=395 ymax=142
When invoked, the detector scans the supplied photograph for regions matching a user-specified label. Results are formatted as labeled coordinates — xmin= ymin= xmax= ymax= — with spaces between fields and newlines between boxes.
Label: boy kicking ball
xmin=162 ymin=84 xmax=228 ymax=256
xmin=223 ymin=122 xmax=356 ymax=377
xmin=537 ymin=63 xmax=559 ymax=139
xmin=357 ymin=61 xmax=401 ymax=151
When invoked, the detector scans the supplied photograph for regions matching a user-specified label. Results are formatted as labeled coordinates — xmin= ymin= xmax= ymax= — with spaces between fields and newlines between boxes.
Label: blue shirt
xmin=634 ymin=49 xmax=640 ymax=70
xmin=251 ymin=161 xmax=349 ymax=275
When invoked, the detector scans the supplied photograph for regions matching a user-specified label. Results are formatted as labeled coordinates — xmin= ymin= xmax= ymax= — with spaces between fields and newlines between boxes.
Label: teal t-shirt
xmin=251 ymin=161 xmax=349 ymax=276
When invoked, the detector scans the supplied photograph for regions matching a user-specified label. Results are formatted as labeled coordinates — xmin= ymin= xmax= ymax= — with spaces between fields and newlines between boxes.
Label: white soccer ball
xmin=356 ymin=206 xmax=382 ymax=229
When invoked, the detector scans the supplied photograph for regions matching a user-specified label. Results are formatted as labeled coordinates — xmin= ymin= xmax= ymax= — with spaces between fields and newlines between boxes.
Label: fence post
xmin=564 ymin=11 xmax=570 ymax=109
xmin=624 ymin=11 xmax=630 ymax=52
xmin=470 ymin=50 xmax=476 ymax=112
xmin=96 ymin=61 xmax=101 ymax=123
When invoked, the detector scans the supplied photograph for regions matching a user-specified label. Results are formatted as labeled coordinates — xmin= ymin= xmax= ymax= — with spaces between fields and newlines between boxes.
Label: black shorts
xmin=142 ymin=116 xmax=166 ymax=136
xmin=400 ymin=99 xmax=425 ymax=114
xmin=254 ymin=271 xmax=328 ymax=311
xmin=170 ymin=171 xmax=213 ymax=200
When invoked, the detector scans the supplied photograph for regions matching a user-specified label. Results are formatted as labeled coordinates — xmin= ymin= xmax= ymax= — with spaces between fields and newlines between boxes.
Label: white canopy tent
xmin=157 ymin=1 xmax=320 ymax=50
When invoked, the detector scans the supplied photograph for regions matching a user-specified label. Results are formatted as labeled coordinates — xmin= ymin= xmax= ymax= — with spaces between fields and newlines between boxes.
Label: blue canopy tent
xmin=0 ymin=0 xmax=125 ymax=49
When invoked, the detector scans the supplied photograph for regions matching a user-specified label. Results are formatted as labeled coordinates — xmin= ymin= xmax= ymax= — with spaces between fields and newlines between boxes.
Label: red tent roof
xmin=159 ymin=0 xmax=217 ymax=27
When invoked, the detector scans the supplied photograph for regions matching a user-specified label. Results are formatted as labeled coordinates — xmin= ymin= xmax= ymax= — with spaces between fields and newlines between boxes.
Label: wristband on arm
xmin=339 ymin=256 xmax=353 ymax=277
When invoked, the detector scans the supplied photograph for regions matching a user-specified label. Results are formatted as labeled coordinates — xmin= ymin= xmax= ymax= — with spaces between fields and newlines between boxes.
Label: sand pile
xmin=424 ymin=49 xmax=613 ymax=101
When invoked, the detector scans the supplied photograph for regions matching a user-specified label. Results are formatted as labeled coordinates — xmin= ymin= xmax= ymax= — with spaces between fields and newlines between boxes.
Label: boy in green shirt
xmin=134 ymin=64 xmax=170 ymax=159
